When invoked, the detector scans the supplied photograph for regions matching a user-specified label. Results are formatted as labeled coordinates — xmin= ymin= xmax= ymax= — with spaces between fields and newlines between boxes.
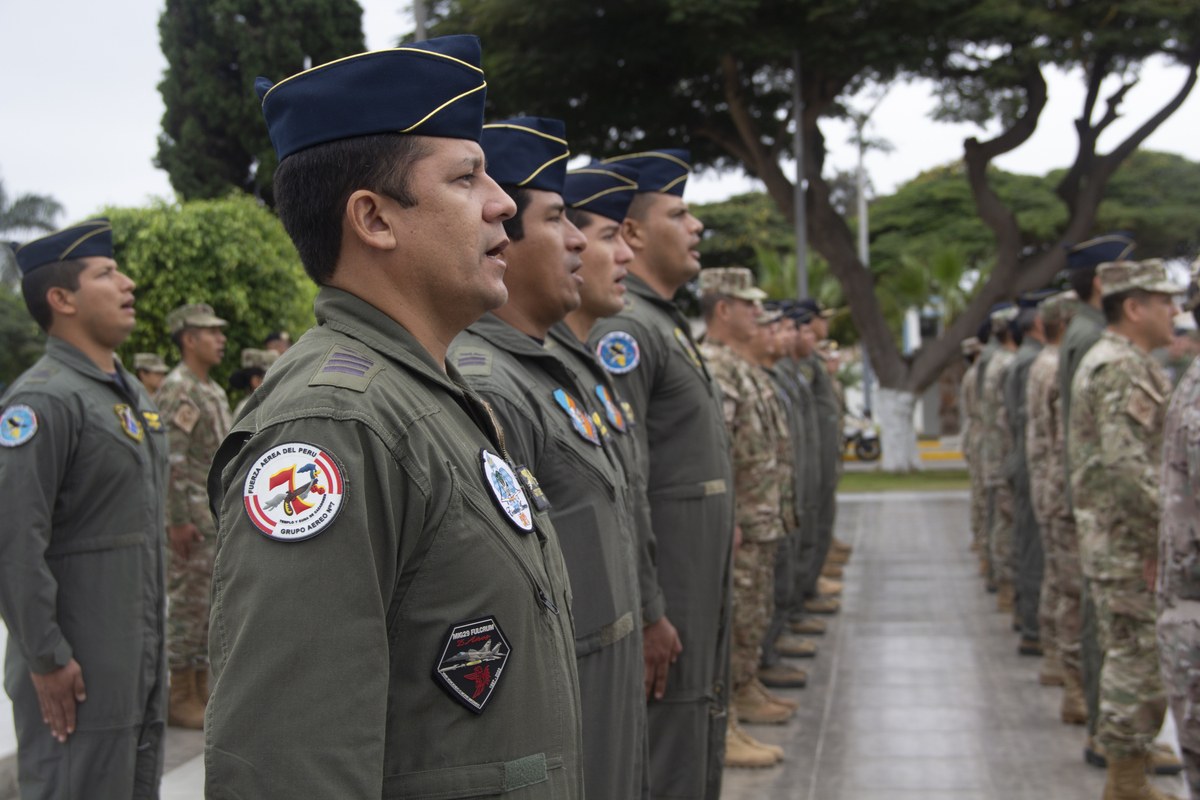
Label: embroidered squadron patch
xmin=243 ymin=443 xmax=346 ymax=542
xmin=591 ymin=411 xmax=613 ymax=445
xmin=141 ymin=411 xmax=165 ymax=432
xmin=596 ymin=331 xmax=640 ymax=374
xmin=0 ymin=405 xmax=38 ymax=447
xmin=516 ymin=465 xmax=552 ymax=511
xmin=674 ymin=327 xmax=702 ymax=368
xmin=552 ymin=389 xmax=601 ymax=446
xmin=480 ymin=449 xmax=534 ymax=532
xmin=620 ymin=400 xmax=637 ymax=427
xmin=113 ymin=405 xmax=145 ymax=442
xmin=433 ymin=616 xmax=511 ymax=714
xmin=594 ymin=384 xmax=627 ymax=433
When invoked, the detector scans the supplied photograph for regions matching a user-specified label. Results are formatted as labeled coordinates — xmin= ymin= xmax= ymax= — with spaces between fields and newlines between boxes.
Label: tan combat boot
xmin=752 ymin=679 xmax=799 ymax=711
xmin=775 ymin=635 xmax=817 ymax=658
xmin=804 ymin=596 xmax=840 ymax=615
xmin=817 ymin=577 xmax=843 ymax=596
xmin=831 ymin=537 xmax=852 ymax=555
xmin=790 ymin=617 xmax=826 ymax=635
xmin=1101 ymin=753 xmax=1184 ymax=800
xmin=731 ymin=717 xmax=783 ymax=759
xmin=758 ymin=663 xmax=807 ymax=689
xmin=168 ymin=668 xmax=205 ymax=729
xmin=724 ymin=718 xmax=781 ymax=767
xmin=1147 ymin=742 xmax=1184 ymax=775
xmin=1039 ymin=648 xmax=1065 ymax=686
xmin=996 ymin=581 xmax=1015 ymax=613
xmin=821 ymin=563 xmax=844 ymax=579
xmin=1060 ymin=671 xmax=1087 ymax=725
xmin=826 ymin=549 xmax=849 ymax=566
xmin=735 ymin=683 xmax=794 ymax=724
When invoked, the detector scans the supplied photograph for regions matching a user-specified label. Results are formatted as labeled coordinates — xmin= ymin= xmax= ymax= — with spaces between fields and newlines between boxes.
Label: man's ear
xmin=345 ymin=190 xmax=399 ymax=253
xmin=45 ymin=286 xmax=77 ymax=319
xmin=620 ymin=218 xmax=647 ymax=252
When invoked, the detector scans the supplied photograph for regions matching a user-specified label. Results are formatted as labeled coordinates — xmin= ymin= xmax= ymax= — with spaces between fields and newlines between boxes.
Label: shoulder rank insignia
xmin=596 ymin=331 xmax=640 ymax=374
xmin=433 ymin=616 xmax=511 ymax=714
xmin=480 ymin=449 xmax=533 ymax=532
xmin=243 ymin=443 xmax=346 ymax=542
xmin=308 ymin=344 xmax=383 ymax=392
xmin=593 ymin=384 xmax=627 ymax=433
xmin=674 ymin=327 xmax=703 ymax=368
xmin=114 ymin=404 xmax=144 ymax=442
xmin=454 ymin=347 xmax=493 ymax=377
xmin=516 ymin=465 xmax=552 ymax=511
xmin=141 ymin=411 xmax=165 ymax=432
xmin=553 ymin=389 xmax=601 ymax=446
xmin=0 ymin=405 xmax=38 ymax=447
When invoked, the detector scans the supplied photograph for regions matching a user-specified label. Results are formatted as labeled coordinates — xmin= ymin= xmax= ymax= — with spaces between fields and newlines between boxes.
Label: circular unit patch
xmin=480 ymin=449 xmax=534 ymax=532
xmin=243 ymin=443 xmax=345 ymax=542
xmin=596 ymin=331 xmax=641 ymax=374
xmin=0 ymin=405 xmax=38 ymax=447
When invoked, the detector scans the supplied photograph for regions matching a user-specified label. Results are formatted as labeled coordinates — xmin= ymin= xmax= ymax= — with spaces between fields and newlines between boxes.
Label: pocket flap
xmin=384 ymin=753 xmax=557 ymax=799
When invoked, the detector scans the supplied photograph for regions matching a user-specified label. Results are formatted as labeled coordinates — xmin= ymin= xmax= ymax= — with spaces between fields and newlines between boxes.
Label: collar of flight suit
xmin=44 ymin=335 xmax=140 ymax=398
xmin=464 ymin=312 xmax=582 ymax=387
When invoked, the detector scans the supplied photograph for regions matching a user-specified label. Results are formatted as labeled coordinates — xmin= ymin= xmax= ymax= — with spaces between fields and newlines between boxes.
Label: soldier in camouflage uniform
xmin=1070 ymin=259 xmax=1182 ymax=799
xmin=230 ymin=348 xmax=278 ymax=419
xmin=1025 ymin=291 xmax=1088 ymax=721
xmin=981 ymin=304 xmax=1019 ymax=607
xmin=960 ymin=337 xmax=985 ymax=561
xmin=134 ymin=352 xmax=169 ymax=397
xmin=698 ymin=269 xmax=794 ymax=770
xmin=156 ymin=302 xmax=232 ymax=729
xmin=1157 ymin=259 xmax=1200 ymax=796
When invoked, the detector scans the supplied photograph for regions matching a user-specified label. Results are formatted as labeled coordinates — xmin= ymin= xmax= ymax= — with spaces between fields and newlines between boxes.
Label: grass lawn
xmin=838 ymin=469 xmax=970 ymax=493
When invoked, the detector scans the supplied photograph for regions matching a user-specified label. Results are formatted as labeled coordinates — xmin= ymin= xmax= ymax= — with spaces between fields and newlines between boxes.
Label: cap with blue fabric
xmin=1017 ymin=288 xmax=1060 ymax=309
xmin=600 ymin=149 xmax=692 ymax=196
xmin=563 ymin=161 xmax=640 ymax=222
xmin=14 ymin=218 xmax=113 ymax=275
xmin=1065 ymin=232 xmax=1136 ymax=270
xmin=480 ymin=117 xmax=570 ymax=194
xmin=796 ymin=298 xmax=838 ymax=319
xmin=255 ymin=35 xmax=487 ymax=162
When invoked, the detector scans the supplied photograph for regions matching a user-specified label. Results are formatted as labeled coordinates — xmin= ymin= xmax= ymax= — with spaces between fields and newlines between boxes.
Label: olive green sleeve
xmin=206 ymin=417 xmax=406 ymax=799
xmin=0 ymin=394 xmax=78 ymax=673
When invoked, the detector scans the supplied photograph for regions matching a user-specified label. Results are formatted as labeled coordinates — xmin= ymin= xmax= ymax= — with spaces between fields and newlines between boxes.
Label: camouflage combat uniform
xmin=981 ymin=348 xmax=1017 ymax=585
xmin=155 ymin=364 xmax=232 ymax=670
xmin=1026 ymin=344 xmax=1082 ymax=678
xmin=700 ymin=340 xmax=786 ymax=696
xmin=1070 ymin=329 xmax=1171 ymax=759
xmin=961 ymin=360 xmax=986 ymax=553
xmin=1157 ymin=356 xmax=1200 ymax=791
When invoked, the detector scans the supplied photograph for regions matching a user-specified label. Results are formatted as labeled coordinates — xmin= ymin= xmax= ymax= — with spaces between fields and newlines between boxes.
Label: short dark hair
xmin=1069 ymin=265 xmax=1097 ymax=302
xmin=229 ymin=366 xmax=265 ymax=391
xmin=1103 ymin=288 xmax=1153 ymax=325
xmin=499 ymin=185 xmax=533 ymax=242
xmin=21 ymin=258 xmax=88 ymax=331
xmin=1014 ymin=308 xmax=1038 ymax=334
xmin=626 ymin=192 xmax=660 ymax=222
xmin=564 ymin=207 xmax=593 ymax=230
xmin=1043 ymin=319 xmax=1063 ymax=341
xmin=700 ymin=294 xmax=729 ymax=321
xmin=171 ymin=326 xmax=199 ymax=352
xmin=272 ymin=133 xmax=430 ymax=285
xmin=993 ymin=327 xmax=1009 ymax=344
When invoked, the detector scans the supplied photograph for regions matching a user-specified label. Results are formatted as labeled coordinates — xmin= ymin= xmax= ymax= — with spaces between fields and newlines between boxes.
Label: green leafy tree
xmin=430 ymin=0 xmax=1200 ymax=468
xmin=0 ymin=288 xmax=46 ymax=391
xmin=1 ymin=178 xmax=63 ymax=288
xmin=107 ymin=194 xmax=317 ymax=397
xmin=156 ymin=0 xmax=365 ymax=206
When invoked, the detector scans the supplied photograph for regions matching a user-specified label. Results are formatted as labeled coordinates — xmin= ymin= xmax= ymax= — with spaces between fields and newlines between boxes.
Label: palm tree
xmin=0 ymin=178 xmax=64 ymax=288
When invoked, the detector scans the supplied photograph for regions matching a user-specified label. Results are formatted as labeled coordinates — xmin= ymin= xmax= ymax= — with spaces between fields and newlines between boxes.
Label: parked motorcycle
xmin=843 ymin=414 xmax=881 ymax=461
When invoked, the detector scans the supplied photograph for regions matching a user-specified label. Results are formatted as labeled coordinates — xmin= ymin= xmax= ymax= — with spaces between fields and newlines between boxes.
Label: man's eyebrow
xmin=547 ymin=201 xmax=566 ymax=213
xmin=457 ymin=155 xmax=484 ymax=172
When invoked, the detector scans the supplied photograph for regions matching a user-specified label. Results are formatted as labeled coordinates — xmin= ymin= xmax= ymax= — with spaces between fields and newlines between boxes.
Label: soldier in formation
xmin=959 ymin=336 xmax=986 ymax=567
xmin=229 ymin=347 xmax=278 ymax=419
xmin=134 ymin=352 xmax=169 ymax=396
xmin=981 ymin=303 xmax=1019 ymax=603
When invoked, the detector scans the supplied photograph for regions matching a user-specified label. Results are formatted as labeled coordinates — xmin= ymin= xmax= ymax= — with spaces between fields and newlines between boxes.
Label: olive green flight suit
xmin=795 ymin=354 xmax=840 ymax=600
xmin=0 ymin=337 xmax=169 ymax=800
xmin=1004 ymin=337 xmax=1043 ymax=640
xmin=204 ymin=288 xmax=583 ymax=799
xmin=590 ymin=274 xmax=735 ymax=800
xmin=450 ymin=314 xmax=648 ymax=800
xmin=1059 ymin=302 xmax=1107 ymax=739
xmin=975 ymin=340 xmax=1000 ymax=572
xmin=775 ymin=358 xmax=823 ymax=619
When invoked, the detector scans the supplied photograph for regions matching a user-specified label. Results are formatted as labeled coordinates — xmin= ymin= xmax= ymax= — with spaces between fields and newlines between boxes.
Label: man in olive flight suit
xmin=591 ymin=150 xmax=736 ymax=800
xmin=0 ymin=219 xmax=169 ymax=799
xmin=449 ymin=118 xmax=648 ymax=800
xmin=204 ymin=37 xmax=583 ymax=798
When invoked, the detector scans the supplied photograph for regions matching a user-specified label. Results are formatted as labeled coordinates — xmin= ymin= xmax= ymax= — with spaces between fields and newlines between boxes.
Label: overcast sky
xmin=2 ymin=0 xmax=1198 ymax=225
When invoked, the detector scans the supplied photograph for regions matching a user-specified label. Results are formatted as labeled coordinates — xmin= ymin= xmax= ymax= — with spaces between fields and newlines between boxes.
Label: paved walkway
xmin=3 ymin=490 xmax=1186 ymax=799
xmin=721 ymin=490 xmax=1186 ymax=800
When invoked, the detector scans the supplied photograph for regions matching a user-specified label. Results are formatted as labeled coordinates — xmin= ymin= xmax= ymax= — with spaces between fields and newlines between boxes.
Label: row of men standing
xmin=0 ymin=34 xmax=853 ymax=800
xmin=962 ymin=236 xmax=1200 ymax=799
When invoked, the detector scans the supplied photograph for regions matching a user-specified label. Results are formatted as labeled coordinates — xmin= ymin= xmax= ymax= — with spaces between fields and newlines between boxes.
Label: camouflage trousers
xmin=167 ymin=532 xmax=215 ymax=671
xmin=732 ymin=539 xmax=778 ymax=692
xmin=1094 ymin=577 xmax=1168 ymax=759
xmin=987 ymin=483 xmax=1015 ymax=584
xmin=1157 ymin=616 xmax=1200 ymax=793
xmin=968 ymin=457 xmax=987 ymax=552
xmin=1044 ymin=516 xmax=1083 ymax=679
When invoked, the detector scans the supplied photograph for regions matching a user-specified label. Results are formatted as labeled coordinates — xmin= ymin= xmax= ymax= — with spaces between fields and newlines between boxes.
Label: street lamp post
xmin=792 ymin=49 xmax=808 ymax=300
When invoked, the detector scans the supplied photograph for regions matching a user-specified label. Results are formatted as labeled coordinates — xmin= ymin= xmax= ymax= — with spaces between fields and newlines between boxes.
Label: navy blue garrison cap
xmin=480 ymin=117 xmax=570 ymax=193
xmin=564 ymin=161 xmax=640 ymax=222
xmin=601 ymin=150 xmax=692 ymax=196
xmin=255 ymin=35 xmax=487 ymax=162
xmin=14 ymin=218 xmax=113 ymax=275
xmin=1065 ymin=232 xmax=1135 ymax=270
xmin=1018 ymin=288 xmax=1059 ymax=309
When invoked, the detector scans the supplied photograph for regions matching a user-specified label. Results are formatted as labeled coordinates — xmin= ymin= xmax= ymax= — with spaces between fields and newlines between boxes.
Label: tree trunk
xmin=876 ymin=388 xmax=922 ymax=473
